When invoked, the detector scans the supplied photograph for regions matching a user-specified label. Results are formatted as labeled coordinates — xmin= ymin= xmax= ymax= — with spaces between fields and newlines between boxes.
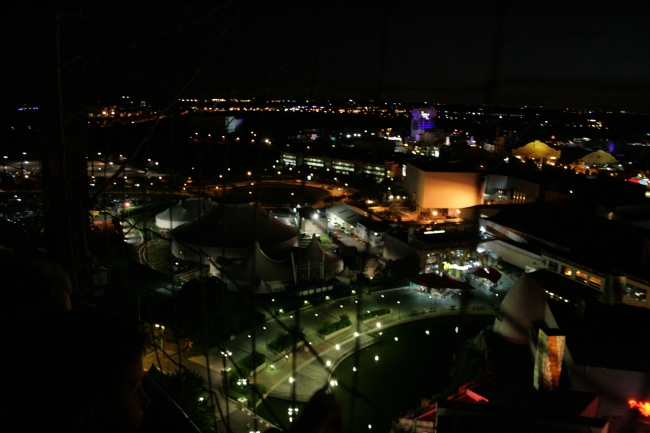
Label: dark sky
xmin=3 ymin=0 xmax=650 ymax=110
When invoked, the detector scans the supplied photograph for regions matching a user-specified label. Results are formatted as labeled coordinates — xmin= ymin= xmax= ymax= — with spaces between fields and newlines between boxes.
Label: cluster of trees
xmin=222 ymin=365 xmax=268 ymax=407
xmin=148 ymin=367 xmax=217 ymax=433
xmin=147 ymin=276 xmax=265 ymax=355
xmin=381 ymin=256 xmax=421 ymax=278
xmin=267 ymin=324 xmax=305 ymax=353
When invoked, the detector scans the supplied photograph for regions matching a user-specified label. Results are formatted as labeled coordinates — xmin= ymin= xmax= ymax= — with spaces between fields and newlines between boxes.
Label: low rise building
xmin=326 ymin=203 xmax=368 ymax=236
xmin=355 ymin=217 xmax=392 ymax=248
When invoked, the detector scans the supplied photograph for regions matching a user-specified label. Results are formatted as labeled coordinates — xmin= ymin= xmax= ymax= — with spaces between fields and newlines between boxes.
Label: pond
xmin=255 ymin=314 xmax=494 ymax=432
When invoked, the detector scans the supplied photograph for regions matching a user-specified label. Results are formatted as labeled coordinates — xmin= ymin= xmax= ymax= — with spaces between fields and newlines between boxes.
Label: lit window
xmin=588 ymin=276 xmax=602 ymax=289
xmin=575 ymin=271 xmax=588 ymax=283
xmin=562 ymin=266 xmax=572 ymax=276
xmin=625 ymin=285 xmax=647 ymax=303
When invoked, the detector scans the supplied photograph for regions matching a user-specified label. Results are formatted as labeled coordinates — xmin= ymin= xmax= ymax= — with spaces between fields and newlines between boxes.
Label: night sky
xmin=3 ymin=0 xmax=650 ymax=110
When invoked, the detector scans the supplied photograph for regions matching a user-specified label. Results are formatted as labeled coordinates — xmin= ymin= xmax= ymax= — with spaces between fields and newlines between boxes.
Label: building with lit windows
xmin=302 ymin=155 xmax=326 ymax=169
xmin=355 ymin=217 xmax=392 ymax=248
xmin=361 ymin=162 xmax=388 ymax=180
xmin=281 ymin=153 xmax=297 ymax=166
xmin=411 ymin=107 xmax=437 ymax=141
xmin=481 ymin=202 xmax=650 ymax=308
xmin=483 ymin=174 xmax=541 ymax=204
xmin=326 ymin=203 xmax=368 ymax=236
xmin=491 ymin=269 xmax=650 ymax=420
xmin=331 ymin=159 xmax=356 ymax=175
xmin=383 ymin=223 xmax=490 ymax=274
xmin=569 ymin=150 xmax=621 ymax=175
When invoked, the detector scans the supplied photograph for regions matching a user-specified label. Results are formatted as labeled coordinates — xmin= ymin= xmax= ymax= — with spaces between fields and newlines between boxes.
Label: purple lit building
xmin=411 ymin=107 xmax=437 ymax=141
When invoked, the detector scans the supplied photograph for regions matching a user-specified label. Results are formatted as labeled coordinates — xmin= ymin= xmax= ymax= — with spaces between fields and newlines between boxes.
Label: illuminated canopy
xmin=412 ymin=272 xmax=473 ymax=290
xmin=467 ymin=266 xmax=501 ymax=284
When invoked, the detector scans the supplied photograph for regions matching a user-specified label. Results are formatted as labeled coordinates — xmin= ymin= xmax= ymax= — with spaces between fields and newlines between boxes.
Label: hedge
xmin=358 ymin=308 xmax=391 ymax=321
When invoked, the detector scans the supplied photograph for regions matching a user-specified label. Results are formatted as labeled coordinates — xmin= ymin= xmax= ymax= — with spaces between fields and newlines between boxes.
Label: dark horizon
xmin=3 ymin=1 xmax=650 ymax=112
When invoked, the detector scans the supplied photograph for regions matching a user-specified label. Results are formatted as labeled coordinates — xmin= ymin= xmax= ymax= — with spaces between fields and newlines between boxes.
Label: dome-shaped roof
xmin=580 ymin=150 xmax=618 ymax=165
xmin=493 ymin=273 xmax=547 ymax=344
xmin=155 ymin=198 xmax=213 ymax=229
xmin=512 ymin=140 xmax=561 ymax=159
xmin=171 ymin=202 xmax=299 ymax=258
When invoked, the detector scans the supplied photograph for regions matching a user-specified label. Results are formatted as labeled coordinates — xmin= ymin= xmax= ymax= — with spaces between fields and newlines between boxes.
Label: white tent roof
xmin=580 ymin=150 xmax=618 ymax=165
xmin=155 ymin=198 xmax=213 ymax=229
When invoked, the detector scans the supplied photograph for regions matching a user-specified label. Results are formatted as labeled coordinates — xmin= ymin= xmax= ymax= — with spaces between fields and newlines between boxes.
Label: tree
xmin=149 ymin=367 xmax=217 ymax=433
xmin=174 ymin=277 xmax=264 ymax=347
xmin=383 ymin=256 xmax=421 ymax=278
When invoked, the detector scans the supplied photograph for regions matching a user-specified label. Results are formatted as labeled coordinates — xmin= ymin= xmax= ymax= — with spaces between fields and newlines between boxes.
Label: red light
xmin=629 ymin=400 xmax=650 ymax=417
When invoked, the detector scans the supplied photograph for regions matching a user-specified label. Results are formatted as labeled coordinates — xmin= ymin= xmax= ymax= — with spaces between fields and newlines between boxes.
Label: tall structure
xmin=533 ymin=328 xmax=566 ymax=392
xmin=411 ymin=107 xmax=437 ymax=141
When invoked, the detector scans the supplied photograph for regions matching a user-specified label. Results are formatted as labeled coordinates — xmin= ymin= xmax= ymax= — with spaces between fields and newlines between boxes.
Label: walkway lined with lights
xmin=181 ymin=283 xmax=507 ymax=432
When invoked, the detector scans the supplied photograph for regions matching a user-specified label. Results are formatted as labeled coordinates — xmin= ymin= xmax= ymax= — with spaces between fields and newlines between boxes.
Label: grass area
xmin=299 ymin=234 xmax=332 ymax=246
xmin=143 ymin=242 xmax=171 ymax=263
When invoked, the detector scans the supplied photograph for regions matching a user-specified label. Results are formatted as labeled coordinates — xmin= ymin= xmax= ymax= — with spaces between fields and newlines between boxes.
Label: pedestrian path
xmin=149 ymin=285 xmax=501 ymax=432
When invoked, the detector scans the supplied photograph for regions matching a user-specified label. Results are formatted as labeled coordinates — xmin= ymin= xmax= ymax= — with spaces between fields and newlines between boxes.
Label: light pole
xmin=335 ymin=344 xmax=340 ymax=360
xmin=263 ymin=326 xmax=268 ymax=349
xmin=155 ymin=324 xmax=165 ymax=350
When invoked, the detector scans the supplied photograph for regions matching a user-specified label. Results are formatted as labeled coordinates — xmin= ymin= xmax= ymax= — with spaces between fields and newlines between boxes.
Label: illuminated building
xmin=483 ymin=174 xmax=541 ymax=204
xmin=171 ymin=195 xmax=299 ymax=266
xmin=411 ymin=107 xmax=437 ymax=141
xmin=482 ymin=202 xmax=650 ymax=307
xmin=326 ymin=204 xmax=368 ymax=236
xmin=223 ymin=237 xmax=343 ymax=293
xmin=302 ymin=155 xmax=326 ymax=169
xmin=355 ymin=218 xmax=391 ymax=248
xmin=402 ymin=160 xmax=484 ymax=211
xmin=188 ymin=114 xmax=242 ymax=135
xmin=569 ymin=150 xmax=620 ymax=175
xmin=331 ymin=159 xmax=355 ymax=174
xmin=486 ymin=269 xmax=650 ymax=422
xmin=382 ymin=224 xmax=490 ymax=274
xmin=281 ymin=152 xmax=297 ymax=166
xmin=511 ymin=140 xmax=561 ymax=166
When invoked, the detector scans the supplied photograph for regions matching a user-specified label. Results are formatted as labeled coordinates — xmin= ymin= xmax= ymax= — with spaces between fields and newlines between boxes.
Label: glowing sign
xmin=629 ymin=400 xmax=650 ymax=417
